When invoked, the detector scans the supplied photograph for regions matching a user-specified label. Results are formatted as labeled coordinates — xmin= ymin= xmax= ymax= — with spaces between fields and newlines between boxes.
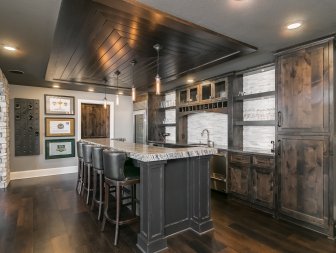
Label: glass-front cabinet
xmin=214 ymin=78 xmax=227 ymax=99
xmin=178 ymin=85 xmax=199 ymax=105
xmin=179 ymin=90 xmax=188 ymax=104
xmin=189 ymin=86 xmax=198 ymax=102
xmin=201 ymin=82 xmax=212 ymax=101
xmin=178 ymin=77 xmax=228 ymax=105
xmin=200 ymin=77 xmax=228 ymax=102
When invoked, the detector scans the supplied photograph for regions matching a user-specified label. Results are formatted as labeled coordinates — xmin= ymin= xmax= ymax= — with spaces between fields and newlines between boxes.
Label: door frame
xmin=133 ymin=109 xmax=147 ymax=143
xmin=77 ymin=99 xmax=114 ymax=140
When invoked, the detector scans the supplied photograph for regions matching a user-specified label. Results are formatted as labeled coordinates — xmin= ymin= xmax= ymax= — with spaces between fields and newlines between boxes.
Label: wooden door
xmin=277 ymin=43 xmax=330 ymax=133
xmin=278 ymin=135 xmax=329 ymax=228
xmin=81 ymin=103 xmax=110 ymax=138
xmin=229 ymin=164 xmax=249 ymax=199
xmin=251 ymin=167 xmax=274 ymax=208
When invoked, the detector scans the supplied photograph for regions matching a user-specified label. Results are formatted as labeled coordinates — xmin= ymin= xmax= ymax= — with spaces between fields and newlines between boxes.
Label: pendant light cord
xmin=156 ymin=48 xmax=160 ymax=76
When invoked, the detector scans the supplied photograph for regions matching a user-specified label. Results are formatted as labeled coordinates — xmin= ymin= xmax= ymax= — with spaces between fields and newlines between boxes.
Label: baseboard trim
xmin=10 ymin=166 xmax=78 ymax=180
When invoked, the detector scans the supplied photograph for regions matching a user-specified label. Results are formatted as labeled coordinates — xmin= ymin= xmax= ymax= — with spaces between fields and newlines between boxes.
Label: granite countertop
xmin=83 ymin=138 xmax=218 ymax=162
xmin=147 ymin=140 xmax=275 ymax=156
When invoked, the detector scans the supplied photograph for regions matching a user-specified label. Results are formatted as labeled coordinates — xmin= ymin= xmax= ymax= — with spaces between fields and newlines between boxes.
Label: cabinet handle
xmin=277 ymin=140 xmax=281 ymax=156
xmin=277 ymin=111 xmax=282 ymax=127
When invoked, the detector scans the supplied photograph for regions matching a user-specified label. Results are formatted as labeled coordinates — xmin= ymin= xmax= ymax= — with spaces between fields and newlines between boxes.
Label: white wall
xmin=9 ymin=84 xmax=133 ymax=172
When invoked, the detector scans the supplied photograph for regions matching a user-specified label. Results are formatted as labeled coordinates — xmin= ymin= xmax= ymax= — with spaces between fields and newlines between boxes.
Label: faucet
xmin=201 ymin=129 xmax=214 ymax=147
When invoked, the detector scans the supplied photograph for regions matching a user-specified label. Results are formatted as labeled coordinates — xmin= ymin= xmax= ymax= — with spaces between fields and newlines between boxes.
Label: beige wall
xmin=9 ymin=84 xmax=133 ymax=172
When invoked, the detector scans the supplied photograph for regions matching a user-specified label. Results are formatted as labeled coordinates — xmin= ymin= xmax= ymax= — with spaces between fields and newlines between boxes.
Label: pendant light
xmin=103 ymin=78 xmax=107 ymax=109
xmin=153 ymin=44 xmax=162 ymax=95
xmin=131 ymin=60 xmax=136 ymax=101
xmin=115 ymin=70 xmax=120 ymax=106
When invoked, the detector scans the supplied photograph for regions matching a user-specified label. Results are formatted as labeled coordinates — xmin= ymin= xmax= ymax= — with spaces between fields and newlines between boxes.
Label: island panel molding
xmin=85 ymin=138 xmax=214 ymax=253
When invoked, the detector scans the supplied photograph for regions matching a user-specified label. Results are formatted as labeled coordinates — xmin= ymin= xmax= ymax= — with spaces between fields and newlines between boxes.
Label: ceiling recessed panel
xmin=46 ymin=0 xmax=256 ymax=91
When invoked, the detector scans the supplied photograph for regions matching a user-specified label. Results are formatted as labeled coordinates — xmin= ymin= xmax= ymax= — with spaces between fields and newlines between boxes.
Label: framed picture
xmin=45 ymin=138 xmax=75 ymax=159
xmin=45 ymin=117 xmax=75 ymax=137
xmin=45 ymin=95 xmax=75 ymax=115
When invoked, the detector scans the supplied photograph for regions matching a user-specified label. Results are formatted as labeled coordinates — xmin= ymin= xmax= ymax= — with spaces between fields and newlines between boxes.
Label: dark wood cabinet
xmin=229 ymin=152 xmax=275 ymax=211
xmin=201 ymin=82 xmax=212 ymax=101
xmin=178 ymin=85 xmax=199 ymax=105
xmin=251 ymin=167 xmax=274 ymax=209
xmin=277 ymin=135 xmax=329 ymax=228
xmin=275 ymin=36 xmax=334 ymax=236
xmin=229 ymin=163 xmax=249 ymax=199
xmin=277 ymin=42 xmax=330 ymax=133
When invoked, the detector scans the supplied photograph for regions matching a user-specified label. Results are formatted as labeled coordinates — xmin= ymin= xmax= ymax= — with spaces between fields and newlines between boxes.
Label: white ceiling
xmin=0 ymin=0 xmax=335 ymax=91
xmin=138 ymin=0 xmax=336 ymax=88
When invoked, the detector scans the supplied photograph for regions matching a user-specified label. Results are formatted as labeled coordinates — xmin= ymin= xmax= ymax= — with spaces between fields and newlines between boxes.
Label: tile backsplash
xmin=243 ymin=68 xmax=275 ymax=95
xmin=188 ymin=112 xmax=228 ymax=146
xmin=243 ymin=126 xmax=275 ymax=151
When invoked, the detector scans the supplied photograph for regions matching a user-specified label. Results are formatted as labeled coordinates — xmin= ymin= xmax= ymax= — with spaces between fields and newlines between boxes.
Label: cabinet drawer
xmin=252 ymin=155 xmax=274 ymax=168
xmin=229 ymin=154 xmax=250 ymax=164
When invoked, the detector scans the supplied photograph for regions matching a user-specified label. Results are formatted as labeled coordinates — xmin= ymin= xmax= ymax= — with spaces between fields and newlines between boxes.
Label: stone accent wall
xmin=0 ymin=69 xmax=10 ymax=188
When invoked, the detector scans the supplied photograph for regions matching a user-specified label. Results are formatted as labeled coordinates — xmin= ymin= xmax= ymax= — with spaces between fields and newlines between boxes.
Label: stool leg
xmin=98 ymin=173 xmax=103 ymax=220
xmin=114 ymin=183 xmax=121 ymax=246
xmin=101 ymin=182 xmax=109 ymax=232
xmin=76 ymin=159 xmax=80 ymax=193
xmin=81 ymin=163 xmax=87 ymax=197
xmin=91 ymin=169 xmax=97 ymax=210
xmin=86 ymin=164 xmax=91 ymax=205
xmin=79 ymin=161 xmax=85 ymax=195
xmin=132 ymin=184 xmax=136 ymax=216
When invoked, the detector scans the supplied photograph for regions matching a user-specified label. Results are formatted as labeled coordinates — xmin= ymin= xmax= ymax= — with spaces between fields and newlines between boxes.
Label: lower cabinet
xmin=277 ymin=135 xmax=329 ymax=231
xmin=229 ymin=164 xmax=249 ymax=199
xmin=228 ymin=152 xmax=275 ymax=212
xmin=251 ymin=166 xmax=274 ymax=209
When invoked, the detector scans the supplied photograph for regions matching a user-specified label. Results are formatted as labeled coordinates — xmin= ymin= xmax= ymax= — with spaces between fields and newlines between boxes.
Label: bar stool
xmin=82 ymin=143 xmax=94 ymax=205
xmin=101 ymin=150 xmax=140 ymax=246
xmin=76 ymin=141 xmax=85 ymax=194
xmin=91 ymin=146 xmax=105 ymax=220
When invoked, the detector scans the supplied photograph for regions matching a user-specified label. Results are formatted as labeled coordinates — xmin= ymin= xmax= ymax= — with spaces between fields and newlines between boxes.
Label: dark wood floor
xmin=0 ymin=174 xmax=335 ymax=253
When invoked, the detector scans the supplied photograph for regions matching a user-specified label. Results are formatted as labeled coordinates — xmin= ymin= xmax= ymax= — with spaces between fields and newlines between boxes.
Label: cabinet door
xmin=278 ymin=135 xmax=329 ymax=228
xmin=179 ymin=90 xmax=187 ymax=105
xmin=189 ymin=86 xmax=198 ymax=103
xmin=201 ymin=83 xmax=212 ymax=101
xmin=277 ymin=43 xmax=330 ymax=133
xmin=214 ymin=79 xmax=227 ymax=99
xmin=229 ymin=164 xmax=249 ymax=199
xmin=251 ymin=167 xmax=274 ymax=208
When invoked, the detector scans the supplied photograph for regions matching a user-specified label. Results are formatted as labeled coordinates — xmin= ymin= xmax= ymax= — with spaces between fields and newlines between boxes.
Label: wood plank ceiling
xmin=46 ymin=0 xmax=257 ymax=94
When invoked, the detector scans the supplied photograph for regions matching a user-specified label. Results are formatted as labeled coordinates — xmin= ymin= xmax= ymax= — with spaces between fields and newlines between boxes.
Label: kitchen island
xmin=83 ymin=138 xmax=217 ymax=253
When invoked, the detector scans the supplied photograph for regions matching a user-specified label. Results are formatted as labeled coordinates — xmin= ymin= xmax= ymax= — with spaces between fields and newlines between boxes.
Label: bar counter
xmin=83 ymin=138 xmax=217 ymax=253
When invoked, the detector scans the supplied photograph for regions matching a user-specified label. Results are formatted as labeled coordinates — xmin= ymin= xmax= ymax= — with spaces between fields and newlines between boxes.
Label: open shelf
xmin=158 ymin=123 xmax=176 ymax=127
xmin=234 ymin=120 xmax=275 ymax=126
xmin=158 ymin=106 xmax=176 ymax=111
xmin=234 ymin=91 xmax=275 ymax=101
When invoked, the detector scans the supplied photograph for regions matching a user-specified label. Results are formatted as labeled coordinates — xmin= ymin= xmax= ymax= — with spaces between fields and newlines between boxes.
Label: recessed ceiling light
xmin=3 ymin=45 xmax=16 ymax=51
xmin=52 ymin=84 xmax=60 ymax=88
xmin=88 ymin=88 xmax=94 ymax=92
xmin=287 ymin=22 xmax=302 ymax=30
xmin=118 ymin=91 xmax=123 ymax=95
xmin=187 ymin=79 xmax=194 ymax=83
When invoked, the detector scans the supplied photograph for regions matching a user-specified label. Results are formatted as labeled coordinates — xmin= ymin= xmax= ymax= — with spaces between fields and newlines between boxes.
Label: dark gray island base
xmin=83 ymin=139 xmax=217 ymax=253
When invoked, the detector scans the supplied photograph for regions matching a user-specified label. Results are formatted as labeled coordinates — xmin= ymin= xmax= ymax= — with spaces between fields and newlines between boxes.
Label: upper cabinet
xmin=276 ymin=41 xmax=332 ymax=133
xmin=201 ymin=78 xmax=228 ymax=102
xmin=178 ymin=85 xmax=199 ymax=105
xmin=178 ymin=77 xmax=228 ymax=105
